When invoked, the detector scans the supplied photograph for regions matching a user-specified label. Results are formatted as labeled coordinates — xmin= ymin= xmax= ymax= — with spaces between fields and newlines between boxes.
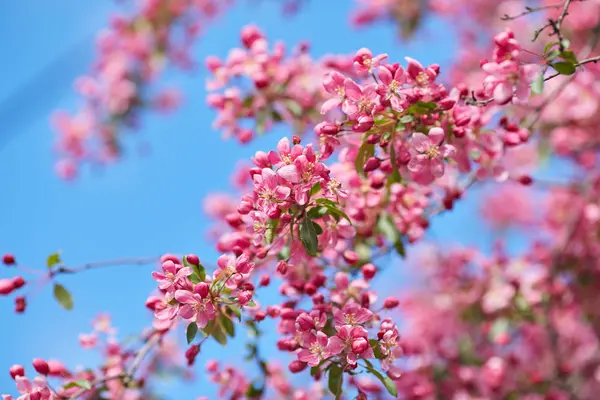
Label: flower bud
xmin=9 ymin=364 xmax=25 ymax=379
xmin=0 ymin=279 xmax=15 ymax=295
xmin=15 ymin=296 xmax=26 ymax=313
xmin=363 ymin=157 xmax=381 ymax=173
xmin=32 ymin=358 xmax=49 ymax=375
xmin=12 ymin=276 xmax=25 ymax=289
xmin=185 ymin=344 xmax=201 ymax=366
xmin=361 ymin=263 xmax=376 ymax=280
xmin=240 ymin=25 xmax=264 ymax=48
xmin=3 ymin=253 xmax=15 ymax=266
xmin=186 ymin=254 xmax=200 ymax=265
xmin=292 ymin=135 xmax=301 ymax=145
xmin=160 ymin=254 xmax=181 ymax=264
xmin=343 ymin=250 xmax=359 ymax=265
xmin=517 ymin=175 xmax=533 ymax=186
xmin=351 ymin=337 xmax=369 ymax=354
xmin=353 ymin=115 xmax=374 ymax=133
xmin=288 ymin=360 xmax=308 ymax=373
xmin=384 ymin=296 xmax=400 ymax=309
xmin=254 ymin=311 xmax=266 ymax=321
xmin=259 ymin=274 xmax=270 ymax=287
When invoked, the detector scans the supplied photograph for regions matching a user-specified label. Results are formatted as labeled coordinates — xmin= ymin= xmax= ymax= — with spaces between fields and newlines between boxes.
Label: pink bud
xmin=259 ymin=274 xmax=270 ymax=287
xmin=254 ymin=311 xmax=266 ymax=321
xmin=315 ymin=122 xmax=340 ymax=136
xmin=240 ymin=25 xmax=264 ymax=48
xmin=288 ymin=360 xmax=308 ymax=373
xmin=343 ymin=250 xmax=359 ymax=265
xmin=361 ymin=263 xmax=377 ymax=280
xmin=185 ymin=344 xmax=201 ymax=366
xmin=363 ymin=157 xmax=381 ymax=173
xmin=388 ymin=366 xmax=403 ymax=380
xmin=32 ymin=359 xmax=49 ymax=375
xmin=160 ymin=254 xmax=181 ymax=264
xmin=353 ymin=115 xmax=374 ymax=132
xmin=145 ymin=296 xmax=161 ymax=311
xmin=351 ymin=337 xmax=369 ymax=354
xmin=3 ymin=253 xmax=15 ymax=265
xmin=237 ymin=291 xmax=252 ymax=306
xmin=195 ymin=282 xmax=210 ymax=298
xmin=12 ymin=276 xmax=25 ymax=289
xmin=15 ymin=296 xmax=26 ymax=313
xmin=9 ymin=364 xmax=24 ymax=379
xmin=383 ymin=297 xmax=400 ymax=309
xmin=517 ymin=175 xmax=533 ymax=186
xmin=186 ymin=254 xmax=200 ymax=265
xmin=280 ymin=308 xmax=297 ymax=320
xmin=295 ymin=313 xmax=315 ymax=331
xmin=276 ymin=260 xmax=289 ymax=275
xmin=292 ymin=135 xmax=301 ymax=145
xmin=0 ymin=279 xmax=15 ymax=295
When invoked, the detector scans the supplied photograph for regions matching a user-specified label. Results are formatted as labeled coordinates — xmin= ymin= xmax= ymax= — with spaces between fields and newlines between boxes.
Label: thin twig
xmin=501 ymin=1 xmax=583 ymax=21
xmin=50 ymin=256 xmax=161 ymax=276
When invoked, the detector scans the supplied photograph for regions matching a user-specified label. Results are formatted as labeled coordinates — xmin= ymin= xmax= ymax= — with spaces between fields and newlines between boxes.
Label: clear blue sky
xmin=0 ymin=1 xmax=513 ymax=398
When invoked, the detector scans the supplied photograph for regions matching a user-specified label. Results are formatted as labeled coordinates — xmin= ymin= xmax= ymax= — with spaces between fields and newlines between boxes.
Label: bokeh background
xmin=0 ymin=1 xmax=550 ymax=397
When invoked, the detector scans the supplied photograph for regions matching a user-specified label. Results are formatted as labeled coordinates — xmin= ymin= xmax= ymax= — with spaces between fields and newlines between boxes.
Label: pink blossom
xmin=353 ymin=48 xmax=388 ymax=74
xmin=151 ymin=261 xmax=193 ymax=292
xmin=175 ymin=283 xmax=215 ymax=329
xmin=408 ymin=128 xmax=455 ymax=184
xmin=333 ymin=303 xmax=373 ymax=329
xmin=297 ymin=331 xmax=344 ymax=366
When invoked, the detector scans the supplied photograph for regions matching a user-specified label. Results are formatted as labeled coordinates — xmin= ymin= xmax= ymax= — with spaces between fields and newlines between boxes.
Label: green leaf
xmin=284 ymin=100 xmax=303 ymax=117
xmin=315 ymin=199 xmax=352 ymax=223
xmin=265 ymin=218 xmax=280 ymax=244
xmin=552 ymin=61 xmax=576 ymax=75
xmin=63 ymin=380 xmax=91 ymax=390
xmin=307 ymin=206 xmax=328 ymax=219
xmin=312 ymin=221 xmax=324 ymax=235
xmin=310 ymin=365 xmax=320 ymax=377
xmin=407 ymin=101 xmax=437 ymax=115
xmin=369 ymin=339 xmax=385 ymax=359
xmin=560 ymin=50 xmax=578 ymax=64
xmin=278 ymin=245 xmax=290 ymax=261
xmin=363 ymin=363 xmax=398 ymax=397
xmin=228 ymin=305 xmax=242 ymax=321
xmin=399 ymin=115 xmax=414 ymax=123
xmin=245 ymin=383 xmax=264 ymax=398
xmin=53 ymin=283 xmax=73 ymax=310
xmin=328 ymin=363 xmax=343 ymax=399
xmin=376 ymin=215 xmax=406 ymax=258
xmin=47 ymin=252 xmax=62 ymax=268
xmin=543 ymin=41 xmax=558 ymax=56
xmin=310 ymin=182 xmax=322 ymax=197
xmin=300 ymin=217 xmax=319 ymax=256
xmin=355 ymin=142 xmax=375 ymax=178
xmin=488 ymin=318 xmax=509 ymax=342
xmin=188 ymin=263 xmax=206 ymax=284
xmin=220 ymin=315 xmax=235 ymax=337
xmin=531 ymin=73 xmax=544 ymax=95
xmin=202 ymin=320 xmax=228 ymax=345
xmin=186 ymin=323 xmax=198 ymax=344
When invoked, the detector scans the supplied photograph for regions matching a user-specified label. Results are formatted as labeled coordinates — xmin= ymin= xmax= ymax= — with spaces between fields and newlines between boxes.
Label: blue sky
xmin=0 ymin=1 xmax=513 ymax=398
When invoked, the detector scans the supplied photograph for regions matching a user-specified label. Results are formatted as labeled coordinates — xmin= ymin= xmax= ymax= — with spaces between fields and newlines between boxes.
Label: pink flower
xmin=254 ymin=168 xmax=291 ymax=216
xmin=11 ymin=376 xmax=52 ymax=400
xmin=151 ymin=261 xmax=193 ymax=292
xmin=175 ymin=283 xmax=216 ymax=329
xmin=353 ymin=48 xmax=388 ymax=74
xmin=405 ymin=57 xmax=438 ymax=86
xmin=320 ymin=71 xmax=347 ymax=114
xmin=78 ymin=333 xmax=98 ymax=349
xmin=407 ymin=128 xmax=455 ymax=184
xmin=297 ymin=331 xmax=344 ymax=366
xmin=377 ymin=65 xmax=407 ymax=111
xmin=482 ymin=61 xmax=538 ymax=105
xmin=337 ymin=325 xmax=375 ymax=365
xmin=342 ymin=79 xmax=379 ymax=119
xmin=333 ymin=303 xmax=373 ymax=329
